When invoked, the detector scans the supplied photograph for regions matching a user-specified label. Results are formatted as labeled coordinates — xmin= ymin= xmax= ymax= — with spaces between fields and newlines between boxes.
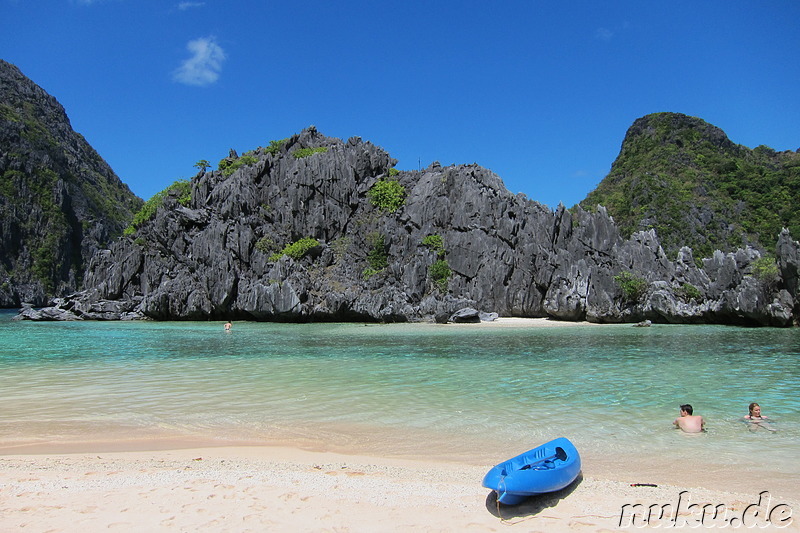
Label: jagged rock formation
xmin=20 ymin=128 xmax=798 ymax=326
xmin=0 ymin=59 xmax=142 ymax=306
xmin=581 ymin=112 xmax=800 ymax=259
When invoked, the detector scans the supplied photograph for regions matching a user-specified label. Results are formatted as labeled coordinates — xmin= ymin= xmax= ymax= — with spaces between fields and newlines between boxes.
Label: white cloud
xmin=177 ymin=1 xmax=205 ymax=10
xmin=172 ymin=37 xmax=226 ymax=86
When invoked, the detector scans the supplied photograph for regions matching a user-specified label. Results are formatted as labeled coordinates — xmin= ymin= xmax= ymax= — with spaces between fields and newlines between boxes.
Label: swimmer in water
xmin=744 ymin=402 xmax=775 ymax=432
xmin=673 ymin=404 xmax=705 ymax=433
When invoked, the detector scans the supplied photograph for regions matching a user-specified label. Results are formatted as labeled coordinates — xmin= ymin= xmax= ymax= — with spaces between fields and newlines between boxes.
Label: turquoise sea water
xmin=1 ymin=311 xmax=798 ymax=493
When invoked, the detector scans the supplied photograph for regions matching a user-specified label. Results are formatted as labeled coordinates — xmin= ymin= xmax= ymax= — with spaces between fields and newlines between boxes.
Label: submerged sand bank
xmin=2 ymin=445 xmax=797 ymax=532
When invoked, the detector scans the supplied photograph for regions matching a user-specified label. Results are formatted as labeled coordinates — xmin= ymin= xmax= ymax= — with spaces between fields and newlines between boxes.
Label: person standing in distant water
xmin=744 ymin=402 xmax=775 ymax=431
xmin=224 ymin=321 xmax=232 ymax=331
xmin=673 ymin=404 xmax=705 ymax=433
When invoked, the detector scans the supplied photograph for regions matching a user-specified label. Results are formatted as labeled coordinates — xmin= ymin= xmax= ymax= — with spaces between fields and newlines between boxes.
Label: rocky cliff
xmin=21 ymin=128 xmax=799 ymax=326
xmin=0 ymin=59 xmax=143 ymax=306
xmin=581 ymin=112 xmax=800 ymax=259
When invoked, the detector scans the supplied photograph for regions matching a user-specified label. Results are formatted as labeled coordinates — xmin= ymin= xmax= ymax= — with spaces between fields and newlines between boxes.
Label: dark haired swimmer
xmin=673 ymin=404 xmax=705 ymax=433
xmin=744 ymin=402 xmax=767 ymax=420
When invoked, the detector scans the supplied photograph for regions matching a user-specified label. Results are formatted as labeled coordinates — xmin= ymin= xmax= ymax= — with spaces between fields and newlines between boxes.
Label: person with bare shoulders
xmin=744 ymin=402 xmax=768 ymax=421
xmin=224 ymin=321 xmax=232 ymax=331
xmin=673 ymin=404 xmax=705 ymax=433
xmin=744 ymin=402 xmax=775 ymax=431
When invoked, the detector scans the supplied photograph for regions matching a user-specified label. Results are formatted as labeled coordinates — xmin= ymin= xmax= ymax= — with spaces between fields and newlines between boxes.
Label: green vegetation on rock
xmin=265 ymin=139 xmax=288 ymax=155
xmin=171 ymin=179 xmax=192 ymax=206
xmin=269 ymin=237 xmax=320 ymax=262
xmin=676 ymin=282 xmax=702 ymax=302
xmin=31 ymin=229 xmax=64 ymax=293
xmin=429 ymin=259 xmax=451 ymax=293
xmin=0 ymin=103 xmax=20 ymax=122
xmin=0 ymin=169 xmax=21 ymax=197
xmin=219 ymin=153 xmax=259 ymax=177
xmin=124 ymin=179 xmax=191 ymax=236
xmin=363 ymin=232 xmax=388 ymax=279
xmin=422 ymin=234 xmax=445 ymax=258
xmin=292 ymin=146 xmax=328 ymax=159
xmin=22 ymin=168 xmax=69 ymax=291
xmin=0 ymin=59 xmax=144 ymax=301
xmin=368 ymin=178 xmax=406 ymax=213
xmin=580 ymin=112 xmax=800 ymax=259
xmin=752 ymin=255 xmax=779 ymax=287
xmin=254 ymin=236 xmax=276 ymax=255
xmin=615 ymin=271 xmax=647 ymax=303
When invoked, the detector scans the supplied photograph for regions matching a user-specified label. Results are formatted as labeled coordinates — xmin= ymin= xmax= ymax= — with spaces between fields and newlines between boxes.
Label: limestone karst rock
xmin=4 ymin=60 xmax=797 ymax=325
xmin=23 ymin=127 xmax=797 ymax=326
xmin=0 ymin=59 xmax=142 ymax=306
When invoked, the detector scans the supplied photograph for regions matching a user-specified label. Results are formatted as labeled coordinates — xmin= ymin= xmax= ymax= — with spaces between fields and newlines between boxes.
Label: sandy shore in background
xmin=445 ymin=317 xmax=605 ymax=328
xmin=2 ymin=445 xmax=797 ymax=532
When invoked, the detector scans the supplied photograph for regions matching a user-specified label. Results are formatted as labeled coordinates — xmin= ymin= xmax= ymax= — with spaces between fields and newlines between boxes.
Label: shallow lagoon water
xmin=1 ymin=311 xmax=798 ymax=494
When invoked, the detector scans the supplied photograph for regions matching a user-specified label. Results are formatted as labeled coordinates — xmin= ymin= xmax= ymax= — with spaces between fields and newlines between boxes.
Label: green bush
xmin=124 ymin=192 xmax=166 ymax=235
xmin=254 ymin=236 xmax=276 ymax=255
xmin=366 ymin=233 xmax=388 ymax=271
xmin=614 ymin=271 xmax=648 ymax=302
xmin=368 ymin=178 xmax=406 ymax=213
xmin=429 ymin=259 xmax=451 ymax=292
xmin=676 ymin=282 xmax=702 ymax=302
xmin=265 ymin=139 xmax=288 ymax=155
xmin=422 ymin=234 xmax=445 ymax=258
xmin=171 ymin=179 xmax=192 ymax=206
xmin=269 ymin=237 xmax=320 ymax=262
xmin=293 ymin=146 xmax=328 ymax=159
xmin=362 ymin=268 xmax=381 ymax=280
xmin=123 ymin=179 xmax=192 ymax=235
xmin=388 ymin=167 xmax=400 ymax=177
xmin=0 ymin=103 xmax=19 ymax=122
xmin=220 ymin=153 xmax=259 ymax=177
xmin=0 ymin=169 xmax=22 ymax=197
xmin=31 ymin=231 xmax=62 ymax=292
xmin=752 ymin=256 xmax=779 ymax=285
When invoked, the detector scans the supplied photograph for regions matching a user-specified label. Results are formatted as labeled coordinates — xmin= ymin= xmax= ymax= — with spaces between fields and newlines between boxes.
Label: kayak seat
xmin=555 ymin=447 xmax=567 ymax=461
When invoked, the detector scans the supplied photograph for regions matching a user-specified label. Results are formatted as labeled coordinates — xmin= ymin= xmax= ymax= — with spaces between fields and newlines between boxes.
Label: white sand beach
xmin=445 ymin=317 xmax=605 ymax=328
xmin=1 ymin=444 xmax=797 ymax=532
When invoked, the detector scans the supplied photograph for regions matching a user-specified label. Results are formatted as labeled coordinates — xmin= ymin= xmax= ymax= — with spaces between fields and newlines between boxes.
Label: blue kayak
xmin=482 ymin=437 xmax=581 ymax=505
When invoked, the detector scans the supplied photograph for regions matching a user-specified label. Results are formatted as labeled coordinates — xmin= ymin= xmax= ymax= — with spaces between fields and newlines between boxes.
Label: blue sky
xmin=2 ymin=1 xmax=798 ymax=208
